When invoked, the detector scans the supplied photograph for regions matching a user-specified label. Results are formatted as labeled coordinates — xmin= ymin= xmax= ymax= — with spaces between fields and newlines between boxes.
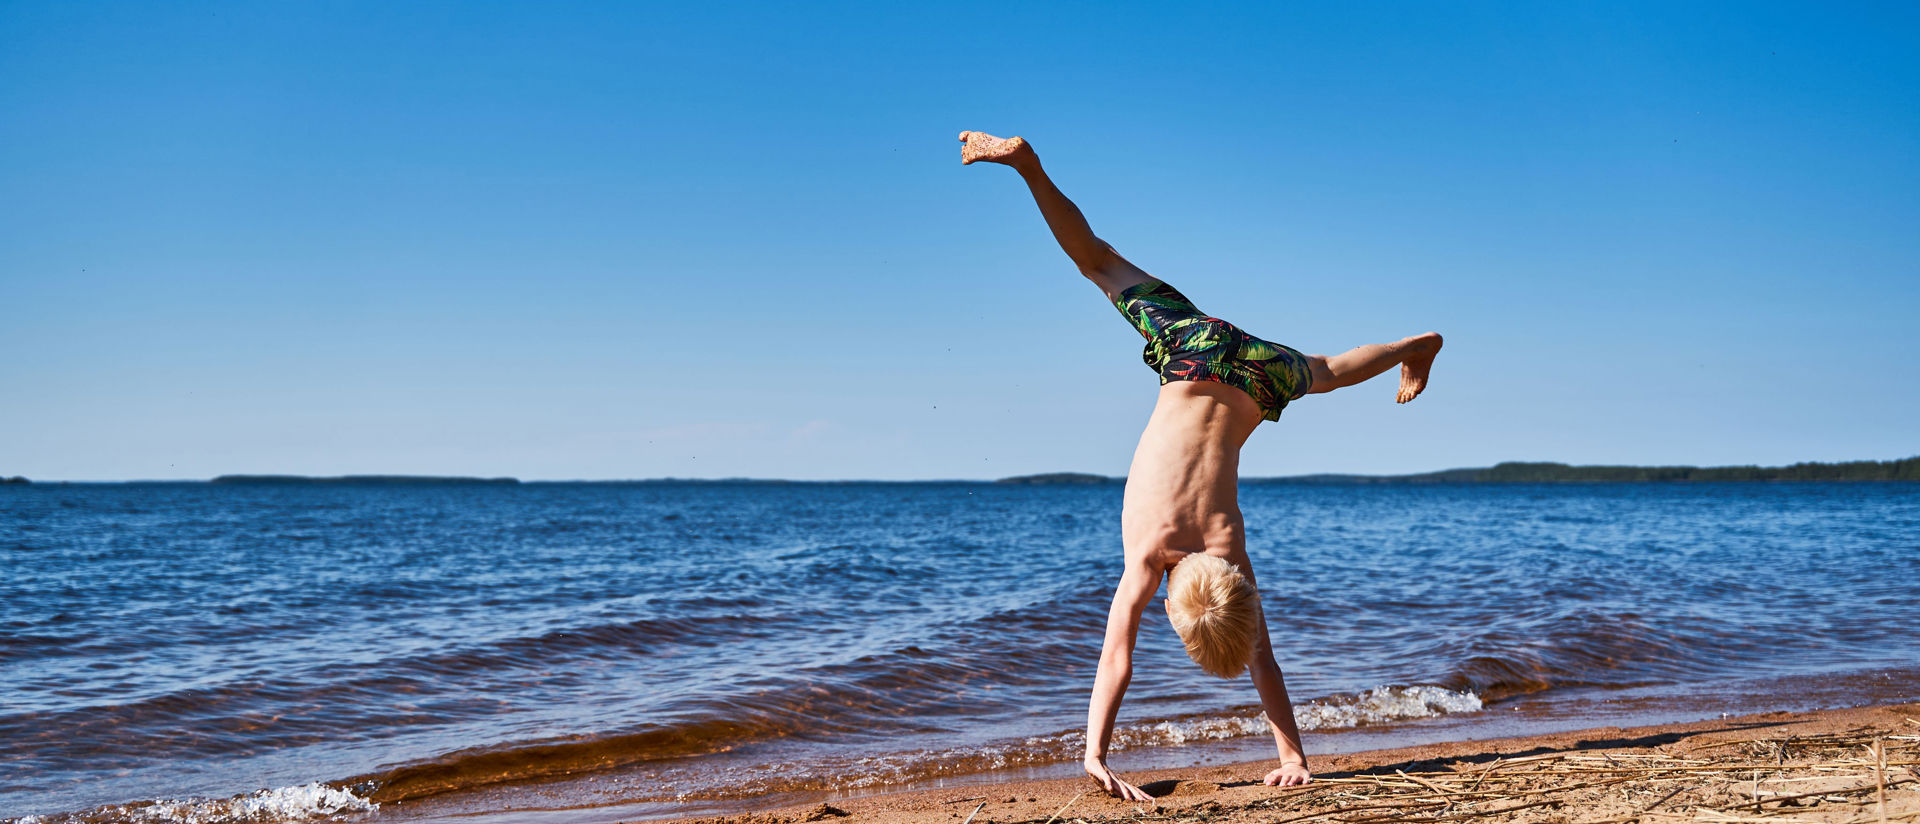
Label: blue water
xmin=3 ymin=482 xmax=1917 ymax=823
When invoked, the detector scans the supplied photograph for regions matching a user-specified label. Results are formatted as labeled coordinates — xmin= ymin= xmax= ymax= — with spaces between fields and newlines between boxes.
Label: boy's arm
xmin=1083 ymin=560 xmax=1161 ymax=802
xmin=1249 ymin=605 xmax=1313 ymax=786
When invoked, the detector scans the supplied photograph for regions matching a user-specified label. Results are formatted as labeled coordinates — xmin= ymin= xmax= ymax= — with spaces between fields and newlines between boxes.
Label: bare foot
xmin=958 ymin=130 xmax=1032 ymax=166
xmin=1396 ymin=332 xmax=1443 ymax=404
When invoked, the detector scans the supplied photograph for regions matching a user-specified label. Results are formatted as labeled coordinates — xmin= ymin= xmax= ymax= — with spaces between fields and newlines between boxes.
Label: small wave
xmin=661 ymin=683 xmax=1485 ymax=801
xmin=1431 ymin=609 xmax=1743 ymax=700
xmin=9 ymin=782 xmax=375 ymax=824
xmin=1111 ymin=685 xmax=1482 ymax=750
xmin=433 ymin=684 xmax=1480 ymax=803
xmin=1117 ymin=714 xmax=1271 ymax=747
xmin=0 ymin=611 xmax=835 ymax=760
xmin=342 ymin=683 xmax=1484 ymax=806
xmin=1296 ymin=685 xmax=1484 ymax=729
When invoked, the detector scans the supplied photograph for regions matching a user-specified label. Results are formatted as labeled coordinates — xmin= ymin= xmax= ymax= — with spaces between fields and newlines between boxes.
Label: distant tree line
xmin=1468 ymin=458 xmax=1920 ymax=482
xmin=1250 ymin=457 xmax=1920 ymax=484
xmin=209 ymin=475 xmax=520 ymax=485
xmin=996 ymin=472 xmax=1114 ymax=484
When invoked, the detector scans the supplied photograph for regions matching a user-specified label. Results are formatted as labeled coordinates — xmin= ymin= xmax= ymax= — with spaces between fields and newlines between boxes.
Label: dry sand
xmin=663 ymin=702 xmax=1920 ymax=824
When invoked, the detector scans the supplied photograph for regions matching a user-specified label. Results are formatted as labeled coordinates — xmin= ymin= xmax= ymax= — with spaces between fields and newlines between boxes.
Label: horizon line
xmin=8 ymin=455 xmax=1916 ymax=485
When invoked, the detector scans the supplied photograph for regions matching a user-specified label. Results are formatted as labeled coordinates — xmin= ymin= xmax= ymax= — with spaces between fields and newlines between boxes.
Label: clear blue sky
xmin=3 ymin=2 xmax=1915 ymax=481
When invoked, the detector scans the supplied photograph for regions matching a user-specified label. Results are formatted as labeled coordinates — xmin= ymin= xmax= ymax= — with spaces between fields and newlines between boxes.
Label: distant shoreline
xmin=4 ymin=456 xmax=1915 ymax=485
xmin=208 ymin=475 xmax=521 ymax=485
xmin=1003 ymin=456 xmax=1919 ymax=484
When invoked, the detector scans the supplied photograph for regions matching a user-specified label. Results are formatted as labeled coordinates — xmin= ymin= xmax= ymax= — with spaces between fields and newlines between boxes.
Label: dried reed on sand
xmin=1022 ymin=725 xmax=1919 ymax=824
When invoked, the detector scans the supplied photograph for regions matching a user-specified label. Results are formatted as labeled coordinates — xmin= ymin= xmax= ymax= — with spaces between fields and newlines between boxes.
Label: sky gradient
xmin=3 ymin=2 xmax=1916 ymax=480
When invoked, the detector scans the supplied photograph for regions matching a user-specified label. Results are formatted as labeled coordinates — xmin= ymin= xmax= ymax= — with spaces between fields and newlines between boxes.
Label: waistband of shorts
xmin=1163 ymin=359 xmax=1287 ymax=422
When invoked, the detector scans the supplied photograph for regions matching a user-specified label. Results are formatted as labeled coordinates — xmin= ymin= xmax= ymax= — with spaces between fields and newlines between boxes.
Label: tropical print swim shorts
xmin=1113 ymin=280 xmax=1314 ymax=421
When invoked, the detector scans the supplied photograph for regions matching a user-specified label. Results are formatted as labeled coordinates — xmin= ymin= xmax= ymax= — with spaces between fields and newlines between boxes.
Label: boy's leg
xmin=960 ymin=131 xmax=1155 ymax=302
xmin=1306 ymin=332 xmax=1444 ymax=404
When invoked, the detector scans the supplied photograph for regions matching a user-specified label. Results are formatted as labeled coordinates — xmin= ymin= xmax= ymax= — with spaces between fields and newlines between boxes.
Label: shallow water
xmin=4 ymin=481 xmax=1918 ymax=822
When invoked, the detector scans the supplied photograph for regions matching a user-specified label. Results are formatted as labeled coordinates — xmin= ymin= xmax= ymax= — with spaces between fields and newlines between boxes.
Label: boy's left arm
xmin=1249 ymin=609 xmax=1312 ymax=786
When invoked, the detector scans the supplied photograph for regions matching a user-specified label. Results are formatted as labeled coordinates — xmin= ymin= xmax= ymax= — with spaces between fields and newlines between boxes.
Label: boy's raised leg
xmin=960 ymin=131 xmax=1154 ymax=300
xmin=1307 ymin=332 xmax=1444 ymax=403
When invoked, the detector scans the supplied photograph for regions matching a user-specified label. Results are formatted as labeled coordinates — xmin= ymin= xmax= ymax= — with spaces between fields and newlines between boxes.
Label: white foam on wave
xmin=1295 ymin=685 xmax=1484 ymax=730
xmin=1041 ymin=685 xmax=1486 ymax=754
xmin=994 ymin=685 xmax=1483 ymax=759
xmin=1113 ymin=714 xmax=1272 ymax=747
xmin=1100 ymin=685 xmax=1485 ymax=752
xmin=1097 ymin=685 xmax=1483 ymax=751
xmin=11 ymin=782 xmax=376 ymax=824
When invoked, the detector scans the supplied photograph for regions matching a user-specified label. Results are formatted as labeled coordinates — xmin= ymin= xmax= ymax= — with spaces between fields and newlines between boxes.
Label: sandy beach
xmin=667 ymin=703 xmax=1920 ymax=824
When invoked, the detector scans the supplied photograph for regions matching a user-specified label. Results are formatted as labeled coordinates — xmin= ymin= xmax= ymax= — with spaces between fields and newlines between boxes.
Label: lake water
xmin=4 ymin=481 xmax=1917 ymax=823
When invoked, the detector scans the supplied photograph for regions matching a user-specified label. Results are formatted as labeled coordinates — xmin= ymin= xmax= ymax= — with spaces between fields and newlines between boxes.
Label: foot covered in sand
xmin=958 ymin=130 xmax=1033 ymax=166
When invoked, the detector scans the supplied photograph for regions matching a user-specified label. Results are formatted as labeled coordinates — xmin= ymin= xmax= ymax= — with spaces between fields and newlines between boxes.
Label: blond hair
xmin=1165 ymin=554 xmax=1260 ymax=679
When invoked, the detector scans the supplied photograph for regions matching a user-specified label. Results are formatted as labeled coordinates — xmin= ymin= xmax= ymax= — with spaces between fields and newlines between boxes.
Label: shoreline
xmin=656 ymin=702 xmax=1920 ymax=824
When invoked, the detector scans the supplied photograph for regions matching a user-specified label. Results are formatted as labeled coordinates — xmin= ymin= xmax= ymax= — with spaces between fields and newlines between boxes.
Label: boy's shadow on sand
xmin=1195 ymin=721 xmax=1791 ymax=793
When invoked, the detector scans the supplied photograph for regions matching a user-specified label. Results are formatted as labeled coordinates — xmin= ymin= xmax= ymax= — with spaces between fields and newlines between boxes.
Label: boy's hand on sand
xmin=1263 ymin=763 xmax=1313 ymax=787
xmin=1084 ymin=756 xmax=1154 ymax=802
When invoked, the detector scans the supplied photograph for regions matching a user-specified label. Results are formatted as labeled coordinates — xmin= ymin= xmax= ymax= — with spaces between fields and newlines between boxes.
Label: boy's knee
xmin=1081 ymin=249 xmax=1154 ymax=296
xmin=1305 ymin=356 xmax=1337 ymax=394
xmin=1073 ymin=244 xmax=1122 ymax=277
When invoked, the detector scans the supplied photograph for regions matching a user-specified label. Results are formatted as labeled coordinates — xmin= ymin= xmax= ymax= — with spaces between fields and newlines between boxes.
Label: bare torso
xmin=1122 ymin=381 xmax=1265 ymax=577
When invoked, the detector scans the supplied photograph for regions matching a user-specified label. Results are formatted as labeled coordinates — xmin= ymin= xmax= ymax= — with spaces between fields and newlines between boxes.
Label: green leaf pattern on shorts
xmin=1112 ymin=280 xmax=1314 ymax=421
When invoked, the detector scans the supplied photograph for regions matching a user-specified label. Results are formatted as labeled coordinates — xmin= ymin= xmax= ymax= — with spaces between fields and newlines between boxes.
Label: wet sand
xmin=663 ymin=703 xmax=1920 ymax=824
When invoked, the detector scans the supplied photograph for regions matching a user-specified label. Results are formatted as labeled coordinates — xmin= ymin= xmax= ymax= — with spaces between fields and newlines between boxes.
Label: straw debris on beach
xmin=1163 ymin=727 xmax=1919 ymax=824
xmin=678 ymin=704 xmax=1920 ymax=824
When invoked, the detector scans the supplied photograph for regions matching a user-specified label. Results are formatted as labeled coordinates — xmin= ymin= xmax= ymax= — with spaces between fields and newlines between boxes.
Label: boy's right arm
xmin=1083 ymin=560 xmax=1161 ymax=802
xmin=1249 ymin=605 xmax=1313 ymax=786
